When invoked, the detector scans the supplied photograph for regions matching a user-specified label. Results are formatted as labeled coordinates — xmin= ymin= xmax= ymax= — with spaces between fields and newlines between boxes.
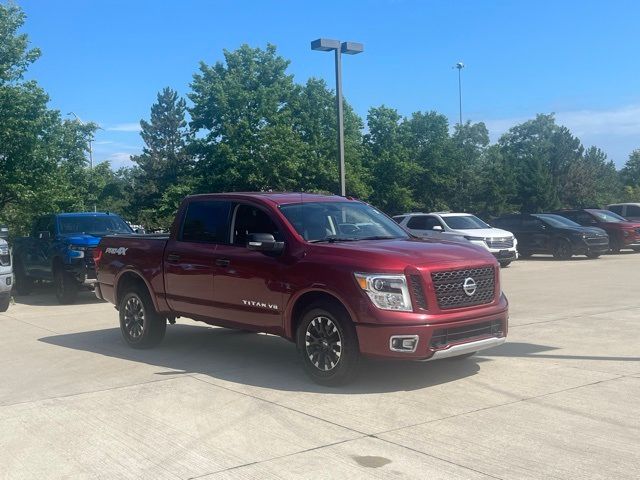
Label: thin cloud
xmin=107 ymin=122 xmax=142 ymax=132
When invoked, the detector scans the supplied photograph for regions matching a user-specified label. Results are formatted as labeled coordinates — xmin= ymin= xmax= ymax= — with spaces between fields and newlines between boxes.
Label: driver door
xmin=211 ymin=203 xmax=286 ymax=331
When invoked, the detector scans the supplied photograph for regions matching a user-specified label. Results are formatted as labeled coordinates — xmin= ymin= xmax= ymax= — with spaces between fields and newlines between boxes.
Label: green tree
xmin=620 ymin=149 xmax=640 ymax=187
xmin=0 ymin=3 xmax=95 ymax=232
xmin=189 ymin=44 xmax=305 ymax=193
xmin=131 ymin=87 xmax=192 ymax=227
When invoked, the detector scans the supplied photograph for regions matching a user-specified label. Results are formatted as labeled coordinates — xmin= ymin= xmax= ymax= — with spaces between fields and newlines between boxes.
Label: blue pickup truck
xmin=13 ymin=212 xmax=133 ymax=304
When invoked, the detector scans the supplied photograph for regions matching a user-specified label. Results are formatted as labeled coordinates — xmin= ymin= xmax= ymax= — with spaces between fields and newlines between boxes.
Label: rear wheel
xmin=296 ymin=304 xmax=360 ymax=386
xmin=54 ymin=268 xmax=78 ymax=304
xmin=553 ymin=238 xmax=573 ymax=260
xmin=119 ymin=288 xmax=166 ymax=348
xmin=0 ymin=293 xmax=10 ymax=312
xmin=14 ymin=261 xmax=33 ymax=295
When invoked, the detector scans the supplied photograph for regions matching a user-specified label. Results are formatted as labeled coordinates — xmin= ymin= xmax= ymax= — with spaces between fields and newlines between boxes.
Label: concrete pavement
xmin=1 ymin=253 xmax=638 ymax=479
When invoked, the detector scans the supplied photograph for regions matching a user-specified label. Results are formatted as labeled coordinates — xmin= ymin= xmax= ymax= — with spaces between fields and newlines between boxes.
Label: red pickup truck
xmin=94 ymin=193 xmax=508 ymax=385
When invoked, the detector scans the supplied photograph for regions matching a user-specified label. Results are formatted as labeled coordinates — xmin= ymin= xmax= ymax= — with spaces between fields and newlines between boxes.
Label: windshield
xmin=279 ymin=201 xmax=408 ymax=242
xmin=534 ymin=214 xmax=581 ymax=228
xmin=58 ymin=215 xmax=132 ymax=236
xmin=441 ymin=215 xmax=490 ymax=230
xmin=589 ymin=210 xmax=626 ymax=222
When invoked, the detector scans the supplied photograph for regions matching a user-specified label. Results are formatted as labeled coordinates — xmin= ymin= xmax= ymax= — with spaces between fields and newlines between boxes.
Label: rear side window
xmin=608 ymin=205 xmax=623 ymax=215
xmin=495 ymin=217 xmax=521 ymax=230
xmin=407 ymin=216 xmax=431 ymax=230
xmin=181 ymin=201 xmax=231 ymax=243
xmin=393 ymin=215 xmax=406 ymax=224
xmin=627 ymin=205 xmax=640 ymax=216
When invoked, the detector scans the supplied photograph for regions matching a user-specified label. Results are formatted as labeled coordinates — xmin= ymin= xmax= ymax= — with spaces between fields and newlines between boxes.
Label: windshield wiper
xmin=356 ymin=236 xmax=402 ymax=241
xmin=309 ymin=236 xmax=358 ymax=243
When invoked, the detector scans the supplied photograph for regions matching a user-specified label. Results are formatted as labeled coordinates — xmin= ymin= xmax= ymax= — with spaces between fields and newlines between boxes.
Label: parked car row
xmin=393 ymin=206 xmax=640 ymax=263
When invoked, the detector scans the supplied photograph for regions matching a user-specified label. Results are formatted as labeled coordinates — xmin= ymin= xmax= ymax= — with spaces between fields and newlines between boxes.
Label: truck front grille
xmin=431 ymin=266 xmax=495 ymax=310
xmin=409 ymin=274 xmax=427 ymax=310
xmin=430 ymin=319 xmax=504 ymax=348
xmin=485 ymin=237 xmax=514 ymax=249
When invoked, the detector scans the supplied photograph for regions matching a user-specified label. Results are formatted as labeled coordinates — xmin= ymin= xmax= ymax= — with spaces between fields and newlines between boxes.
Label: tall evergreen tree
xmin=131 ymin=87 xmax=192 ymax=227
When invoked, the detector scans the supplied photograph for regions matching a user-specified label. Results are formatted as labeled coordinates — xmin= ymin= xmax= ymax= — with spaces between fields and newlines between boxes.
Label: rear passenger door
xmin=164 ymin=200 xmax=231 ymax=318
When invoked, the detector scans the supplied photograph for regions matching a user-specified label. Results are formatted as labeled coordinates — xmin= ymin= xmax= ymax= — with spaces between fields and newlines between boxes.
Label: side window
xmin=608 ymin=205 xmax=623 ymax=215
xmin=576 ymin=212 xmax=595 ymax=225
xmin=33 ymin=217 xmax=49 ymax=236
xmin=232 ymin=204 xmax=281 ymax=246
xmin=626 ymin=205 xmax=640 ymax=216
xmin=522 ymin=217 xmax=541 ymax=230
xmin=180 ymin=201 xmax=231 ymax=244
xmin=393 ymin=215 xmax=406 ymax=224
xmin=424 ymin=216 xmax=443 ymax=230
xmin=46 ymin=217 xmax=56 ymax=235
xmin=406 ymin=216 xmax=428 ymax=230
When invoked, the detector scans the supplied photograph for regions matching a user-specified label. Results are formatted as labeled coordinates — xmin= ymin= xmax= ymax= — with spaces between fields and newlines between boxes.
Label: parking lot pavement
xmin=1 ymin=254 xmax=639 ymax=479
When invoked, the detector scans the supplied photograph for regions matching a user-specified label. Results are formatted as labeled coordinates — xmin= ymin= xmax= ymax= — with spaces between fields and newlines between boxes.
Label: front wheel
xmin=54 ymin=269 xmax=78 ymax=304
xmin=0 ymin=293 xmax=10 ymax=312
xmin=119 ymin=289 xmax=166 ymax=349
xmin=552 ymin=238 xmax=573 ymax=260
xmin=296 ymin=304 xmax=360 ymax=386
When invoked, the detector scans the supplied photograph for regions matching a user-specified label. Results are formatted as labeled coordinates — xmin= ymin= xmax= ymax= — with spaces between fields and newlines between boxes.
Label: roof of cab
xmin=185 ymin=192 xmax=359 ymax=206
xmin=55 ymin=212 xmax=116 ymax=217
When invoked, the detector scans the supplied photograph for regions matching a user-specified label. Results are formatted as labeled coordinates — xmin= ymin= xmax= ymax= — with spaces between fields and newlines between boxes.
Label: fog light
xmin=6 ymin=277 xmax=12 ymax=286
xmin=390 ymin=335 xmax=419 ymax=353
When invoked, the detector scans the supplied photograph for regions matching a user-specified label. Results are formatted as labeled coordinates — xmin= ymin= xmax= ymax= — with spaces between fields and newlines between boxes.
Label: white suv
xmin=394 ymin=212 xmax=518 ymax=267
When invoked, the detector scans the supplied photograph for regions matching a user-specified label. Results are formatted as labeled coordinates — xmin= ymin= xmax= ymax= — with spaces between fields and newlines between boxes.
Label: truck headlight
xmin=355 ymin=273 xmax=413 ymax=311
xmin=68 ymin=245 xmax=85 ymax=258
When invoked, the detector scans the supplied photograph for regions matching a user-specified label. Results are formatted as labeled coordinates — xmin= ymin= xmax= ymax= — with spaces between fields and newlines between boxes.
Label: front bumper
xmin=355 ymin=306 xmax=508 ymax=361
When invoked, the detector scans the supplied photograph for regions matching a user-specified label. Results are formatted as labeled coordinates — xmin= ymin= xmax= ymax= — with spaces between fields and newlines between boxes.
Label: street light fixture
xmin=311 ymin=38 xmax=364 ymax=196
xmin=67 ymin=112 xmax=96 ymax=169
xmin=454 ymin=62 xmax=465 ymax=126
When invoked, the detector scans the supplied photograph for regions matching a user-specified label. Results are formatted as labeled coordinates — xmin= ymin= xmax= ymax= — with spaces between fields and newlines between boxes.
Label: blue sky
xmin=17 ymin=0 xmax=640 ymax=168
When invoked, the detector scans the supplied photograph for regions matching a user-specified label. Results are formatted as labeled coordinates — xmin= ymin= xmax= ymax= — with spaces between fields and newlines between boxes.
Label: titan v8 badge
xmin=242 ymin=300 xmax=279 ymax=310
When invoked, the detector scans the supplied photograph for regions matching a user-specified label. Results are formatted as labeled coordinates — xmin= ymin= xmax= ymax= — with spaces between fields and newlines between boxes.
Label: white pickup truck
xmin=0 ymin=226 xmax=13 ymax=312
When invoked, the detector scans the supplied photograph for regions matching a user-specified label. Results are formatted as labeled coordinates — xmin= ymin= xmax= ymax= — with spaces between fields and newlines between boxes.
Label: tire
xmin=0 ymin=294 xmax=9 ymax=312
xmin=586 ymin=252 xmax=601 ymax=259
xmin=54 ymin=268 xmax=78 ymax=304
xmin=499 ymin=261 xmax=511 ymax=268
xmin=296 ymin=303 xmax=361 ymax=386
xmin=14 ymin=261 xmax=33 ymax=295
xmin=119 ymin=288 xmax=166 ymax=349
xmin=610 ymin=237 xmax=622 ymax=254
xmin=552 ymin=238 xmax=573 ymax=260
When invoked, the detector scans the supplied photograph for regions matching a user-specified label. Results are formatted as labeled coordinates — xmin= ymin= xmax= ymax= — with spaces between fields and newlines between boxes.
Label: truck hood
xmin=310 ymin=237 xmax=495 ymax=268
xmin=450 ymin=227 xmax=514 ymax=238
xmin=58 ymin=234 xmax=103 ymax=247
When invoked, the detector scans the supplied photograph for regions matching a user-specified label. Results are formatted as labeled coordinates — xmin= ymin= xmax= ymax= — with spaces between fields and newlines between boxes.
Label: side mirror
xmin=432 ymin=225 xmax=443 ymax=232
xmin=247 ymin=233 xmax=284 ymax=253
xmin=38 ymin=231 xmax=51 ymax=240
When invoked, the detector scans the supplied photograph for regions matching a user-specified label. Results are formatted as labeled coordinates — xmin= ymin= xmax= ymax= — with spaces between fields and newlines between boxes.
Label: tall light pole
xmin=454 ymin=62 xmax=465 ymax=126
xmin=311 ymin=38 xmax=364 ymax=196
xmin=67 ymin=112 xmax=96 ymax=169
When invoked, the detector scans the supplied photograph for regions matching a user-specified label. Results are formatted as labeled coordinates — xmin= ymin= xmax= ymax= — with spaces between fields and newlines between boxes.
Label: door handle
xmin=215 ymin=258 xmax=230 ymax=267
xmin=167 ymin=253 xmax=181 ymax=263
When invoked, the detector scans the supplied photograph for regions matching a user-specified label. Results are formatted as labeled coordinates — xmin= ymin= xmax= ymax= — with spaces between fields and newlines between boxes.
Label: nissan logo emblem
xmin=463 ymin=277 xmax=477 ymax=296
